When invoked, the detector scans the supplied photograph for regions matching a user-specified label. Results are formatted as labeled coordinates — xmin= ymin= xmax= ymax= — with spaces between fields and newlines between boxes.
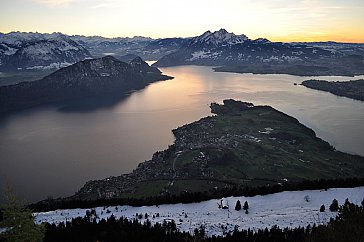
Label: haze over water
xmin=0 ymin=65 xmax=363 ymax=202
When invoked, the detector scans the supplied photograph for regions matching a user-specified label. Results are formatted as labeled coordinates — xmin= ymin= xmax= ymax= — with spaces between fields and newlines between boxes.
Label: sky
xmin=0 ymin=0 xmax=363 ymax=42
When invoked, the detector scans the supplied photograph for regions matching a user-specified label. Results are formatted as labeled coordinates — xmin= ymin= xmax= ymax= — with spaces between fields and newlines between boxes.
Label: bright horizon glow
xmin=0 ymin=0 xmax=364 ymax=43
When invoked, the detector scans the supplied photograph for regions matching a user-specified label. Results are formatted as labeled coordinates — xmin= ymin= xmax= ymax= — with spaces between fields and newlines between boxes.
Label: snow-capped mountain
xmin=2 ymin=30 xmax=362 ymax=73
xmin=153 ymin=29 xmax=337 ymax=67
xmin=0 ymin=31 xmax=191 ymax=70
xmin=0 ymin=32 xmax=92 ymax=71
xmin=189 ymin=28 xmax=248 ymax=48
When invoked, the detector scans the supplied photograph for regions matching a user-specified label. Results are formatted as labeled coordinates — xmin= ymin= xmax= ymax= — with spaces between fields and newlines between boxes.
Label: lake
xmin=1 ymin=65 xmax=363 ymax=203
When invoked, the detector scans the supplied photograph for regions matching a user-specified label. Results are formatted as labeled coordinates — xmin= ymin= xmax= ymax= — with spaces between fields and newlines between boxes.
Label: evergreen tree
xmin=243 ymin=201 xmax=249 ymax=210
xmin=235 ymin=200 xmax=241 ymax=211
xmin=329 ymin=198 xmax=339 ymax=211
xmin=0 ymin=186 xmax=45 ymax=242
xmin=320 ymin=204 xmax=325 ymax=212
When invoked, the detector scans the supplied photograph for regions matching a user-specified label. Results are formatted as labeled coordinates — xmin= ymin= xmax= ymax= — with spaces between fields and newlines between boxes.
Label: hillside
xmin=72 ymin=100 xmax=364 ymax=200
xmin=35 ymin=187 xmax=364 ymax=237
xmin=0 ymin=56 xmax=172 ymax=113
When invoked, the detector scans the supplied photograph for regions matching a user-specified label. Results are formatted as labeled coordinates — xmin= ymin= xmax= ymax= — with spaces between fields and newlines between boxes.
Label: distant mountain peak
xmin=200 ymin=30 xmax=212 ymax=38
xmin=253 ymin=38 xmax=271 ymax=44
xmin=100 ymin=55 xmax=119 ymax=61
xmin=190 ymin=29 xmax=249 ymax=47
xmin=216 ymin=28 xmax=229 ymax=34
xmin=130 ymin=56 xmax=144 ymax=63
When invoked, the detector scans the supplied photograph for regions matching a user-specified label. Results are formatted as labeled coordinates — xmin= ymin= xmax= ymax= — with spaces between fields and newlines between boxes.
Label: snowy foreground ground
xmin=35 ymin=187 xmax=364 ymax=237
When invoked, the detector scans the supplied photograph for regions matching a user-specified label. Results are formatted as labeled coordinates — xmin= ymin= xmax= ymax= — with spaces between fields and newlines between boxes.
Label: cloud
xmin=91 ymin=0 xmax=118 ymax=9
xmin=33 ymin=0 xmax=80 ymax=6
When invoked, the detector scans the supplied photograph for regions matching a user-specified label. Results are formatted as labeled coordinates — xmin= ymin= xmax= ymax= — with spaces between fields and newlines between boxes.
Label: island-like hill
xmin=71 ymin=100 xmax=364 ymax=201
xmin=301 ymin=79 xmax=364 ymax=101
xmin=153 ymin=29 xmax=364 ymax=76
xmin=0 ymin=56 xmax=172 ymax=113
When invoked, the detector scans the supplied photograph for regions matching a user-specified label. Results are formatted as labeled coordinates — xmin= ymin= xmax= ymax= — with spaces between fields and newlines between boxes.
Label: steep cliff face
xmin=0 ymin=56 xmax=172 ymax=113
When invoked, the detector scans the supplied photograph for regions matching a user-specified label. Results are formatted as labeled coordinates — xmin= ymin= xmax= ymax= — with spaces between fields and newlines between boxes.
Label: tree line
xmin=3 ymin=199 xmax=361 ymax=242
xmin=29 ymin=177 xmax=364 ymax=212
xmin=1 ymin=185 xmax=363 ymax=242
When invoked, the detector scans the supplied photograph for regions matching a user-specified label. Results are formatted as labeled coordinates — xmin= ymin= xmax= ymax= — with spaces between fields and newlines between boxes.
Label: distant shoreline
xmin=213 ymin=65 xmax=364 ymax=77
xmin=301 ymin=79 xmax=364 ymax=101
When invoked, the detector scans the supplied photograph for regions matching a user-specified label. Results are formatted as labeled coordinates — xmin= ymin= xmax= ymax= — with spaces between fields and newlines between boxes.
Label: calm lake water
xmin=1 ymin=65 xmax=364 ymax=203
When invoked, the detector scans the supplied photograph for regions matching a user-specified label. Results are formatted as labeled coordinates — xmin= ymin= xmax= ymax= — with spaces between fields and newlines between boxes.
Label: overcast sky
xmin=1 ymin=0 xmax=363 ymax=42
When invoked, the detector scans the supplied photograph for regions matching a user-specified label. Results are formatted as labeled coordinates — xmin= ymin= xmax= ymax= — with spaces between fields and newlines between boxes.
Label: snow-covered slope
xmin=35 ymin=187 xmax=364 ymax=237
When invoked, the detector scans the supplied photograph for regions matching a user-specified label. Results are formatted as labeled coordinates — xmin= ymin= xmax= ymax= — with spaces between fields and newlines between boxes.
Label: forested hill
xmin=0 ymin=56 xmax=172 ymax=113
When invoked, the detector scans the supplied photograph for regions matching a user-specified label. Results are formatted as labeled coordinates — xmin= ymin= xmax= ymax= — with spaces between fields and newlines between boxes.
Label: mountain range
xmin=0 ymin=32 xmax=190 ymax=71
xmin=1 ymin=29 xmax=364 ymax=75
xmin=154 ymin=29 xmax=335 ymax=66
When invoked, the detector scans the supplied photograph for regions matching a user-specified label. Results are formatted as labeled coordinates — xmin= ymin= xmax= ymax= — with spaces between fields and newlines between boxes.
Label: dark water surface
xmin=1 ymin=65 xmax=363 ymax=202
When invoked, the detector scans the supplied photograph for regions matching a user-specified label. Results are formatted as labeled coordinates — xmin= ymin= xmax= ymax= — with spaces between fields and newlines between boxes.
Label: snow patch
xmin=26 ymin=62 xmax=72 ymax=70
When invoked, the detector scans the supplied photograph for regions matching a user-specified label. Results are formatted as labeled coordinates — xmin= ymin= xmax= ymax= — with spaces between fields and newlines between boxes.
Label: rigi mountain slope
xmin=71 ymin=100 xmax=364 ymax=200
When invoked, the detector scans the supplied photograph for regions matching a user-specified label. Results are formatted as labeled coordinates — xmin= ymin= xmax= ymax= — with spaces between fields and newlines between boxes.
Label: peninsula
xmin=71 ymin=100 xmax=364 ymax=201
xmin=301 ymin=79 xmax=364 ymax=101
